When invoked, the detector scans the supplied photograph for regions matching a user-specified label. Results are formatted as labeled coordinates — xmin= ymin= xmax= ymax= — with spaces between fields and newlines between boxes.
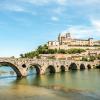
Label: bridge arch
xmin=28 ymin=64 xmax=41 ymax=75
xmin=80 ymin=64 xmax=85 ymax=70
xmin=69 ymin=63 xmax=77 ymax=70
xmin=0 ymin=62 xmax=22 ymax=77
xmin=87 ymin=64 xmax=91 ymax=69
xmin=60 ymin=65 xmax=65 ymax=72
xmin=46 ymin=65 xmax=56 ymax=74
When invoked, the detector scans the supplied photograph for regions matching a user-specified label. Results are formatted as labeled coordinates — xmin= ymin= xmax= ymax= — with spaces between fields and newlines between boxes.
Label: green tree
xmin=20 ymin=54 xmax=25 ymax=58
xmin=57 ymin=49 xmax=66 ymax=54
xmin=89 ymin=56 xmax=96 ymax=61
xmin=82 ymin=57 xmax=88 ymax=61
xmin=97 ymin=55 xmax=100 ymax=60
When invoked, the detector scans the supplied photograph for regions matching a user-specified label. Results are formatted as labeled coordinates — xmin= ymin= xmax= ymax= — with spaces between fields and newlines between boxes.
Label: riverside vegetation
xmin=20 ymin=44 xmax=85 ymax=58
xmin=20 ymin=44 xmax=100 ymax=61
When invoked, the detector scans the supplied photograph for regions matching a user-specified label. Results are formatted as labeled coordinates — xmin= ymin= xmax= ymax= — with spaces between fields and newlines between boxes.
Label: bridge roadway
xmin=0 ymin=57 xmax=99 ymax=77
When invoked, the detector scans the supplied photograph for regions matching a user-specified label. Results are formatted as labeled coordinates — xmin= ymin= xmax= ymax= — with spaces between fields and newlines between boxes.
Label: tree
xmin=82 ymin=57 xmax=88 ymax=61
xmin=20 ymin=45 xmax=86 ymax=58
xmin=20 ymin=54 xmax=24 ymax=58
xmin=89 ymin=56 xmax=96 ymax=61
xmin=57 ymin=49 xmax=66 ymax=54
xmin=67 ymin=48 xmax=85 ymax=54
xmin=97 ymin=55 xmax=100 ymax=60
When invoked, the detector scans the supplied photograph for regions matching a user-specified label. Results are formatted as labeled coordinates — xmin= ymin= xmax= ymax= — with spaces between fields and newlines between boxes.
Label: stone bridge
xmin=0 ymin=58 xmax=99 ymax=78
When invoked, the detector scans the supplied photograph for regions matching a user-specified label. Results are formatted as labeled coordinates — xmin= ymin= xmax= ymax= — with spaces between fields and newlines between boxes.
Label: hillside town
xmin=39 ymin=33 xmax=100 ymax=60
xmin=20 ymin=32 xmax=100 ymax=62
xmin=48 ymin=33 xmax=100 ymax=50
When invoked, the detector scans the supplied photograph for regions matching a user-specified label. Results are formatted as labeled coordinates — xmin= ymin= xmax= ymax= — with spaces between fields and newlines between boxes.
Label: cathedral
xmin=48 ymin=33 xmax=100 ymax=50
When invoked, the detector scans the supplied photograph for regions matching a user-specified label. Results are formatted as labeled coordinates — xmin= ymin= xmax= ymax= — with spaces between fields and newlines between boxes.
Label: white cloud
xmin=61 ymin=19 xmax=100 ymax=39
xmin=62 ymin=26 xmax=93 ymax=39
xmin=51 ymin=16 xmax=59 ymax=21
xmin=91 ymin=19 xmax=100 ymax=31
xmin=25 ymin=0 xmax=98 ymax=7
xmin=7 ymin=5 xmax=25 ymax=12
xmin=21 ymin=0 xmax=68 ymax=5
xmin=20 ymin=0 xmax=100 ymax=6
xmin=0 ymin=1 xmax=99 ymax=39
xmin=21 ymin=0 xmax=49 ymax=5
xmin=55 ymin=0 xmax=67 ymax=5
xmin=52 ymin=7 xmax=65 ymax=15
xmin=0 ymin=0 xmax=68 ymax=14
xmin=70 ymin=0 xmax=100 ymax=5
xmin=0 ymin=3 xmax=25 ymax=12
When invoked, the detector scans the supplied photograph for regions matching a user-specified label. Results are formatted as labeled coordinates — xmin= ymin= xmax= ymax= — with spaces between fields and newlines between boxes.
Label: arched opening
xmin=87 ymin=64 xmax=91 ymax=69
xmin=69 ymin=63 xmax=77 ymax=70
xmin=46 ymin=65 xmax=56 ymax=74
xmin=80 ymin=64 xmax=85 ymax=70
xmin=0 ymin=62 xmax=22 ymax=78
xmin=60 ymin=65 xmax=65 ymax=72
xmin=22 ymin=64 xmax=26 ymax=68
xmin=27 ymin=64 xmax=41 ymax=76
xmin=96 ymin=65 xmax=100 ymax=69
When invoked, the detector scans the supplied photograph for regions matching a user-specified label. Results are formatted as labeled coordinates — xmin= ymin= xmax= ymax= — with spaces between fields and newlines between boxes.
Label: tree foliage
xmin=20 ymin=44 xmax=86 ymax=58
xmin=67 ymin=48 xmax=85 ymax=54
xmin=82 ymin=56 xmax=96 ymax=61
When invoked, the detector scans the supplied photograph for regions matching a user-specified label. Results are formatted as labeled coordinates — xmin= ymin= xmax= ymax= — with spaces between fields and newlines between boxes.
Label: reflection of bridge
xmin=0 ymin=58 xmax=99 ymax=77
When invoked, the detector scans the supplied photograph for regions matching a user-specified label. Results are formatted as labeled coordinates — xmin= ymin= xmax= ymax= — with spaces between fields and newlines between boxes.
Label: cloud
xmin=51 ymin=16 xmax=59 ymax=21
xmin=21 ymin=0 xmax=50 ymax=5
xmin=0 ymin=0 xmax=68 ymax=15
xmin=21 ymin=0 xmax=68 ymax=6
xmin=91 ymin=19 xmax=100 ymax=31
xmin=70 ymin=0 xmax=100 ymax=5
xmin=1 ymin=0 xmax=100 ymax=33
xmin=61 ymin=19 xmax=100 ymax=39
xmin=21 ymin=0 xmax=100 ymax=6
xmin=0 ymin=2 xmax=26 ymax=12
xmin=62 ymin=26 xmax=93 ymax=39
xmin=52 ymin=7 xmax=65 ymax=15
xmin=6 ymin=5 xmax=25 ymax=12
xmin=55 ymin=0 xmax=67 ymax=5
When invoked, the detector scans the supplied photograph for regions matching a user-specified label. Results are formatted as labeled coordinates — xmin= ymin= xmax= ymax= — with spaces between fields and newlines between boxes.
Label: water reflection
xmin=0 ymin=67 xmax=100 ymax=100
xmin=27 ymin=67 xmax=37 ymax=75
xmin=0 ymin=66 xmax=16 ymax=82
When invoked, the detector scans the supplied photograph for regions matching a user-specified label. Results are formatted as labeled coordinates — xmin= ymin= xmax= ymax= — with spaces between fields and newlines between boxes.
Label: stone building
xmin=48 ymin=33 xmax=100 ymax=50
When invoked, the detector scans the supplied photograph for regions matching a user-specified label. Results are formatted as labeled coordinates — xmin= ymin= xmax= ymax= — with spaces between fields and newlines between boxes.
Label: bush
xmin=67 ymin=48 xmax=85 ymax=54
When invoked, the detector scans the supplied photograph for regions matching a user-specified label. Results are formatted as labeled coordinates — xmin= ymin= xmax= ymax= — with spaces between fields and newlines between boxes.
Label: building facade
xmin=48 ymin=33 xmax=100 ymax=50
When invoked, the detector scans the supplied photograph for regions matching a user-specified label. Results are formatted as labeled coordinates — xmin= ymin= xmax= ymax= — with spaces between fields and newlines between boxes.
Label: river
xmin=0 ymin=67 xmax=100 ymax=100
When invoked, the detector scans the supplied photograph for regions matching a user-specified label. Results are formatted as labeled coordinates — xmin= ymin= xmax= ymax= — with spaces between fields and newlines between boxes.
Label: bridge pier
xmin=40 ymin=68 xmax=45 ymax=75
xmin=17 ymin=68 xmax=27 ymax=77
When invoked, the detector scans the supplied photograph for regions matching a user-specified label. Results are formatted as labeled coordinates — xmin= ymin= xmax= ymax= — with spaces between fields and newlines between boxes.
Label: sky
xmin=0 ymin=0 xmax=100 ymax=57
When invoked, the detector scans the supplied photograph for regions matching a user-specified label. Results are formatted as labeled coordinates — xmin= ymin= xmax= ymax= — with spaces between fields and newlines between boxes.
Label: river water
xmin=0 ymin=67 xmax=100 ymax=100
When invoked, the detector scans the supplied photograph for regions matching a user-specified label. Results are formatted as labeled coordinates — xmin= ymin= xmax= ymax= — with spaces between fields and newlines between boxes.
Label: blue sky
xmin=0 ymin=0 xmax=100 ymax=57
